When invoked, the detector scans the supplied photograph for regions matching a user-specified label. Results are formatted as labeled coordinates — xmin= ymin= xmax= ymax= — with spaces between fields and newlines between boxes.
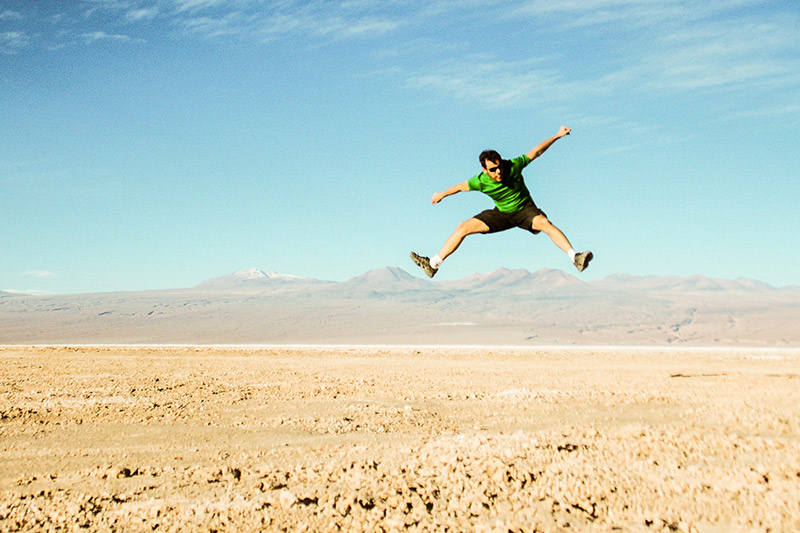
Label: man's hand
xmin=526 ymin=126 xmax=572 ymax=161
xmin=431 ymin=181 xmax=469 ymax=204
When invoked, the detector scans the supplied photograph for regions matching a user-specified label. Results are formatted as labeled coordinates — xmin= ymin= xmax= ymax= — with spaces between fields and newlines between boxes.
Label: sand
xmin=1 ymin=345 xmax=799 ymax=532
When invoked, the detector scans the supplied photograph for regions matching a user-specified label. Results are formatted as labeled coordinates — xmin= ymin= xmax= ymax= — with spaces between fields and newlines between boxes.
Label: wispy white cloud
xmin=400 ymin=0 xmax=800 ymax=113
xmin=0 ymin=10 xmax=24 ymax=20
xmin=6 ymin=1 xmax=408 ymax=53
xmin=581 ymin=115 xmax=692 ymax=157
xmin=512 ymin=0 xmax=760 ymax=30
xmin=0 ymin=30 xmax=29 ymax=53
xmin=173 ymin=0 xmax=227 ymax=13
xmin=22 ymin=271 xmax=57 ymax=279
xmin=1 ymin=9 xmax=29 ymax=53
xmin=82 ymin=30 xmax=132 ymax=42
xmin=644 ymin=19 xmax=800 ymax=92
xmin=719 ymin=103 xmax=800 ymax=122
xmin=177 ymin=3 xmax=403 ymax=44
xmin=405 ymin=56 xmax=572 ymax=109
xmin=510 ymin=0 xmax=800 ymax=96
xmin=1 ymin=3 xmax=155 ymax=51
xmin=181 ymin=12 xmax=244 ymax=38
xmin=399 ymin=44 xmax=639 ymax=111
xmin=315 ymin=17 xmax=399 ymax=40
xmin=126 ymin=7 xmax=159 ymax=21
xmin=81 ymin=0 xmax=134 ymax=18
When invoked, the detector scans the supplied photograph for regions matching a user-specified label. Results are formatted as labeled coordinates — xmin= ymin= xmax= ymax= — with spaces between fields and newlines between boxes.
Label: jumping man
xmin=410 ymin=126 xmax=592 ymax=278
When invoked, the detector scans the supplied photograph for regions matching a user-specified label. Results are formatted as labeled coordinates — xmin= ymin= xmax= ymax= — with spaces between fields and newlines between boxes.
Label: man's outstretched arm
xmin=431 ymin=181 xmax=469 ymax=204
xmin=525 ymin=126 xmax=571 ymax=161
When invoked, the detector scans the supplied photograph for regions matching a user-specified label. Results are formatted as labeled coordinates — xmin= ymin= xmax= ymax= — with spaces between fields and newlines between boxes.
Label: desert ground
xmin=1 ymin=345 xmax=799 ymax=532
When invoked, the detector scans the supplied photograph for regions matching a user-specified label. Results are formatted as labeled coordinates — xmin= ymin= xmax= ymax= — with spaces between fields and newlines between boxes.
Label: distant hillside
xmin=194 ymin=268 xmax=330 ymax=291
xmin=0 ymin=267 xmax=798 ymax=346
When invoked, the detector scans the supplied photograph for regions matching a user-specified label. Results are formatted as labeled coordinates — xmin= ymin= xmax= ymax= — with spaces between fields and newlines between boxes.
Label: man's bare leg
xmin=532 ymin=214 xmax=593 ymax=272
xmin=411 ymin=217 xmax=489 ymax=278
xmin=531 ymin=214 xmax=572 ymax=253
xmin=437 ymin=217 xmax=490 ymax=261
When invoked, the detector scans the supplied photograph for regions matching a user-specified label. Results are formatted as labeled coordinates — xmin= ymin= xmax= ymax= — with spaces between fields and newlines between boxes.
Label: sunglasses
xmin=486 ymin=165 xmax=501 ymax=173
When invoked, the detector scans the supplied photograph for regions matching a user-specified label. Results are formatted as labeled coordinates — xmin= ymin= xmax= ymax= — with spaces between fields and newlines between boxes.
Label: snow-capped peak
xmin=233 ymin=268 xmax=268 ymax=280
xmin=231 ymin=268 xmax=308 ymax=281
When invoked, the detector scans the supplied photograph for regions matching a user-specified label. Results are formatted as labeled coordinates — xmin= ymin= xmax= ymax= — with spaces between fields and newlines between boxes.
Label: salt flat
xmin=1 ymin=345 xmax=799 ymax=531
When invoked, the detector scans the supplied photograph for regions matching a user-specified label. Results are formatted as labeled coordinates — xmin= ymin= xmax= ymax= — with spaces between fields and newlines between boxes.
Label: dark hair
xmin=479 ymin=150 xmax=502 ymax=169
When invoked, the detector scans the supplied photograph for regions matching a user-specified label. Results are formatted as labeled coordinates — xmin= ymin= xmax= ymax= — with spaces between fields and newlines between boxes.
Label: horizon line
xmin=2 ymin=344 xmax=799 ymax=354
xmin=4 ymin=265 xmax=798 ymax=296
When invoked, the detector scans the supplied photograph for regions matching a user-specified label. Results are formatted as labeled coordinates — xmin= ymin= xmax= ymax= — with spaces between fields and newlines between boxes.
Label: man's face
xmin=483 ymin=159 xmax=502 ymax=182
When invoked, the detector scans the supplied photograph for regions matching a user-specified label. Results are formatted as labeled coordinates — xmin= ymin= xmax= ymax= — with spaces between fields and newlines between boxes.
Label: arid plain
xmin=2 ymin=344 xmax=799 ymax=532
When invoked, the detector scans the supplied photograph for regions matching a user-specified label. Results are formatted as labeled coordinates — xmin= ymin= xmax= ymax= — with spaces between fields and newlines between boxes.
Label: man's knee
xmin=456 ymin=218 xmax=489 ymax=236
xmin=532 ymin=215 xmax=554 ymax=232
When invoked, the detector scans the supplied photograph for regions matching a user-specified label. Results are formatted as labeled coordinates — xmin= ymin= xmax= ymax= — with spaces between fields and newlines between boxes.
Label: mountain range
xmin=1 ymin=267 xmax=798 ymax=346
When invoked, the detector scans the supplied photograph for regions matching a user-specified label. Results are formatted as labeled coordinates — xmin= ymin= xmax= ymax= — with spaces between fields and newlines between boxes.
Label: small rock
xmin=279 ymin=489 xmax=297 ymax=508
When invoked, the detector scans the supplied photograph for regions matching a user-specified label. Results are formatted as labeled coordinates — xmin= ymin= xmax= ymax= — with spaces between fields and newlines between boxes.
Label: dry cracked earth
xmin=1 ymin=345 xmax=799 ymax=532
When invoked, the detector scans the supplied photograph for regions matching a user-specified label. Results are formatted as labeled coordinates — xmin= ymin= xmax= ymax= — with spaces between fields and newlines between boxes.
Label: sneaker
xmin=410 ymin=251 xmax=438 ymax=278
xmin=573 ymin=251 xmax=593 ymax=272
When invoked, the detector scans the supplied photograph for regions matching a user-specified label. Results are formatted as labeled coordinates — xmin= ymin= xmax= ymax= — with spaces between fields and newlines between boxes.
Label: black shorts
xmin=474 ymin=202 xmax=547 ymax=235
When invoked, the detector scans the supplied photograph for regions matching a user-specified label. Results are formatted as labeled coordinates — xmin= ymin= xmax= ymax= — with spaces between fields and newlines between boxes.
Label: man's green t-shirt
xmin=467 ymin=154 xmax=533 ymax=213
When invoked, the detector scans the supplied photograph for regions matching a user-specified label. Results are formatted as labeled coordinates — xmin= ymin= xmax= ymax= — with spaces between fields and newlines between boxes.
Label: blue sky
xmin=2 ymin=0 xmax=799 ymax=294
